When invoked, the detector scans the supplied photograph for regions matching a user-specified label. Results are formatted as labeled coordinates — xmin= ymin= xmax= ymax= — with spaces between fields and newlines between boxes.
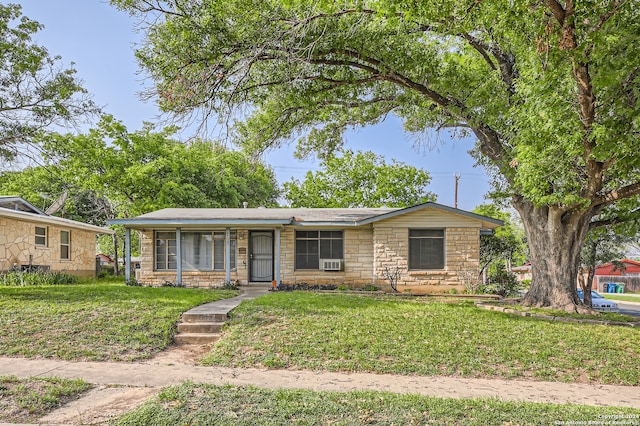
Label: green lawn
xmin=0 ymin=376 xmax=92 ymax=423
xmin=113 ymin=382 xmax=640 ymax=426
xmin=203 ymin=292 xmax=640 ymax=385
xmin=0 ymin=280 xmax=239 ymax=361
xmin=604 ymin=294 xmax=640 ymax=303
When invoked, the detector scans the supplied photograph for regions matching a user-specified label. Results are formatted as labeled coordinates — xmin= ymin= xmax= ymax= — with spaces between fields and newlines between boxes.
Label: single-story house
xmin=96 ymin=253 xmax=114 ymax=266
xmin=110 ymin=202 xmax=502 ymax=293
xmin=0 ymin=196 xmax=114 ymax=277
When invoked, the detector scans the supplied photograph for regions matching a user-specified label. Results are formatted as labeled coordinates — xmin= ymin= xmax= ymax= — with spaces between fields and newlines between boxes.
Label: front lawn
xmin=204 ymin=292 xmax=640 ymax=385
xmin=604 ymin=294 xmax=640 ymax=303
xmin=113 ymin=382 xmax=640 ymax=426
xmin=0 ymin=375 xmax=92 ymax=423
xmin=0 ymin=280 xmax=239 ymax=361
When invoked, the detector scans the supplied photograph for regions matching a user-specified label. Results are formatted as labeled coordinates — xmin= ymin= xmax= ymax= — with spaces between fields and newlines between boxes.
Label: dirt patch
xmin=39 ymin=386 xmax=159 ymax=425
xmin=146 ymin=344 xmax=213 ymax=366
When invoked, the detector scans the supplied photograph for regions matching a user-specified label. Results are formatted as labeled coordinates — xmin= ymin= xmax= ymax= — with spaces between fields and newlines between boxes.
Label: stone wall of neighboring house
xmin=0 ymin=217 xmax=97 ymax=277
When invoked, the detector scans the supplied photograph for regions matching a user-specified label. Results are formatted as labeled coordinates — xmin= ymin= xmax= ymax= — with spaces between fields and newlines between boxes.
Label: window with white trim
xmin=213 ymin=231 xmax=236 ymax=271
xmin=409 ymin=229 xmax=445 ymax=270
xmin=35 ymin=226 xmax=47 ymax=246
xmin=155 ymin=231 xmax=177 ymax=270
xmin=60 ymin=230 xmax=70 ymax=260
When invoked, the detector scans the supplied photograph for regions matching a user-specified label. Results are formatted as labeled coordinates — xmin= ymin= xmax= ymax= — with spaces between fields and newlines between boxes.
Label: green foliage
xmin=283 ymin=150 xmax=435 ymax=207
xmin=203 ymin=292 xmax=640 ymax=385
xmin=0 ymin=376 xmax=92 ymax=423
xmin=0 ymin=271 xmax=79 ymax=286
xmin=38 ymin=116 xmax=279 ymax=216
xmin=0 ymin=4 xmax=97 ymax=161
xmin=113 ymin=383 xmax=640 ymax=426
xmin=482 ymin=269 xmax=522 ymax=298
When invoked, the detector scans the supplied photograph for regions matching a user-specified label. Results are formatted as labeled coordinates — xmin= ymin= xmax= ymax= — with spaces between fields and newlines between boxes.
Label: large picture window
xmin=409 ymin=229 xmax=445 ymax=270
xmin=295 ymin=230 xmax=343 ymax=270
xmin=213 ymin=231 xmax=236 ymax=271
xmin=154 ymin=231 xmax=236 ymax=271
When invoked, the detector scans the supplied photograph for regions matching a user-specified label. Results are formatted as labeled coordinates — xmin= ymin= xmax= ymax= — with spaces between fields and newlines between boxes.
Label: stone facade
xmin=373 ymin=226 xmax=479 ymax=293
xmin=134 ymin=217 xmax=481 ymax=294
xmin=0 ymin=217 xmax=98 ymax=277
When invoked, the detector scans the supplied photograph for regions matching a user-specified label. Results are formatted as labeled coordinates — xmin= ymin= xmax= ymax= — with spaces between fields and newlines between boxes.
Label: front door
xmin=249 ymin=231 xmax=273 ymax=282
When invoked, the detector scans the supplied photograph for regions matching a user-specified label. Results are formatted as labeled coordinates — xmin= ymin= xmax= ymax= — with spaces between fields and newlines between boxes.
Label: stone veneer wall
xmin=373 ymin=226 xmax=480 ymax=293
xmin=279 ymin=228 xmax=374 ymax=286
xmin=134 ymin=224 xmax=480 ymax=292
xmin=0 ymin=217 xmax=98 ymax=277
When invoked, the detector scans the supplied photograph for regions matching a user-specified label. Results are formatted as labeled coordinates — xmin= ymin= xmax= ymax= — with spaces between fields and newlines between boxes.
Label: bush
xmin=482 ymin=270 xmax=521 ymax=297
xmin=0 ymin=271 xmax=79 ymax=286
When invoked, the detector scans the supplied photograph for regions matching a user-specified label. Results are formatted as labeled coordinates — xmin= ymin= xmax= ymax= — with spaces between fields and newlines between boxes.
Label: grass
xmin=0 ymin=279 xmax=239 ymax=361
xmin=482 ymin=300 xmax=639 ymax=323
xmin=0 ymin=375 xmax=92 ymax=423
xmin=203 ymin=292 xmax=640 ymax=385
xmin=113 ymin=382 xmax=640 ymax=426
xmin=604 ymin=294 xmax=640 ymax=303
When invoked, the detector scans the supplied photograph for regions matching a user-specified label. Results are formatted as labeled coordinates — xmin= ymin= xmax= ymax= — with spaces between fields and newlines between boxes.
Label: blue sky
xmin=17 ymin=0 xmax=491 ymax=210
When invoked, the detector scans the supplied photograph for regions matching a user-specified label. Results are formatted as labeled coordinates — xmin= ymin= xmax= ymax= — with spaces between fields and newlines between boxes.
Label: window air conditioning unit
xmin=321 ymin=259 xmax=344 ymax=271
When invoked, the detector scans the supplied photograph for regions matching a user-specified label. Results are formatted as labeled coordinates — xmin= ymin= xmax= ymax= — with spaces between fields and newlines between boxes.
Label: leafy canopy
xmin=0 ymin=4 xmax=97 ymax=161
xmin=283 ymin=150 xmax=435 ymax=208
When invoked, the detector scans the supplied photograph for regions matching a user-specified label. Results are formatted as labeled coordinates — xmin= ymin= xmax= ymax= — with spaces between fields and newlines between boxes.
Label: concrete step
xmin=174 ymin=333 xmax=221 ymax=345
xmin=177 ymin=322 xmax=225 ymax=334
xmin=181 ymin=312 xmax=227 ymax=323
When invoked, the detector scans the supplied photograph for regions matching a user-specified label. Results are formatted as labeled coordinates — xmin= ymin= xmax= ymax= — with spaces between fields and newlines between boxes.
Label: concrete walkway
xmin=2 ymin=286 xmax=640 ymax=425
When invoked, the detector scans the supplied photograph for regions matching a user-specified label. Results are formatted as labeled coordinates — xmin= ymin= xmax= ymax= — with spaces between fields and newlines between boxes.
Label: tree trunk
xmin=514 ymin=197 xmax=594 ymax=313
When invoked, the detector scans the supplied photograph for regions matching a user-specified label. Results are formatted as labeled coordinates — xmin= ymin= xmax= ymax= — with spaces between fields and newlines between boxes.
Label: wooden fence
xmin=595 ymin=275 xmax=640 ymax=293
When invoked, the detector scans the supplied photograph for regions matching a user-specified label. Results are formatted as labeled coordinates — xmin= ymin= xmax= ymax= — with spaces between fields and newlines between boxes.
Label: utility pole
xmin=454 ymin=174 xmax=460 ymax=209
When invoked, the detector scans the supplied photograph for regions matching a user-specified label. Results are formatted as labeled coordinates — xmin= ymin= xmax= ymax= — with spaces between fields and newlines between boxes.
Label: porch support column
xmin=124 ymin=227 xmax=131 ymax=284
xmin=274 ymin=227 xmax=281 ymax=285
xmin=176 ymin=227 xmax=182 ymax=285
xmin=225 ymin=227 xmax=231 ymax=283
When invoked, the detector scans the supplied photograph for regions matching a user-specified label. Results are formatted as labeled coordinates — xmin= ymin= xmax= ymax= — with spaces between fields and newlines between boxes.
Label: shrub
xmin=362 ymin=284 xmax=379 ymax=292
xmin=483 ymin=270 xmax=521 ymax=297
xmin=0 ymin=271 xmax=79 ymax=286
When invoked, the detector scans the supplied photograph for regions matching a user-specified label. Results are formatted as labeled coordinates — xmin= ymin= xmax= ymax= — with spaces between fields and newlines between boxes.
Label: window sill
xmin=408 ymin=270 xmax=448 ymax=276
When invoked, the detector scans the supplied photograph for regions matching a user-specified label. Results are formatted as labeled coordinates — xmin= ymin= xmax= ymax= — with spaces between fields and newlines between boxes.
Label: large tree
xmin=115 ymin=0 xmax=640 ymax=312
xmin=41 ymin=116 xmax=279 ymax=216
xmin=0 ymin=4 xmax=96 ymax=161
xmin=283 ymin=149 xmax=435 ymax=208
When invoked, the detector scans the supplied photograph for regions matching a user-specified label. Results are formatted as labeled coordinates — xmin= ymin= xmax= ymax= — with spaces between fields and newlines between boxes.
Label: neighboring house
xmin=593 ymin=259 xmax=640 ymax=293
xmin=0 ymin=196 xmax=114 ymax=277
xmin=595 ymin=259 xmax=640 ymax=276
xmin=511 ymin=263 xmax=532 ymax=282
xmin=110 ymin=202 xmax=502 ymax=293
xmin=96 ymin=253 xmax=114 ymax=266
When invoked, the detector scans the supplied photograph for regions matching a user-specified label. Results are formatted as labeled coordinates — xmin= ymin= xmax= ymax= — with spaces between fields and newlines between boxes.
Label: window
xmin=155 ymin=231 xmax=177 ymax=270
xmin=295 ymin=230 xmax=343 ymax=270
xmin=154 ymin=231 xmax=237 ymax=271
xmin=409 ymin=229 xmax=445 ymax=270
xmin=181 ymin=232 xmax=213 ymax=271
xmin=35 ymin=226 xmax=47 ymax=246
xmin=60 ymin=230 xmax=70 ymax=260
xmin=213 ymin=231 xmax=236 ymax=271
